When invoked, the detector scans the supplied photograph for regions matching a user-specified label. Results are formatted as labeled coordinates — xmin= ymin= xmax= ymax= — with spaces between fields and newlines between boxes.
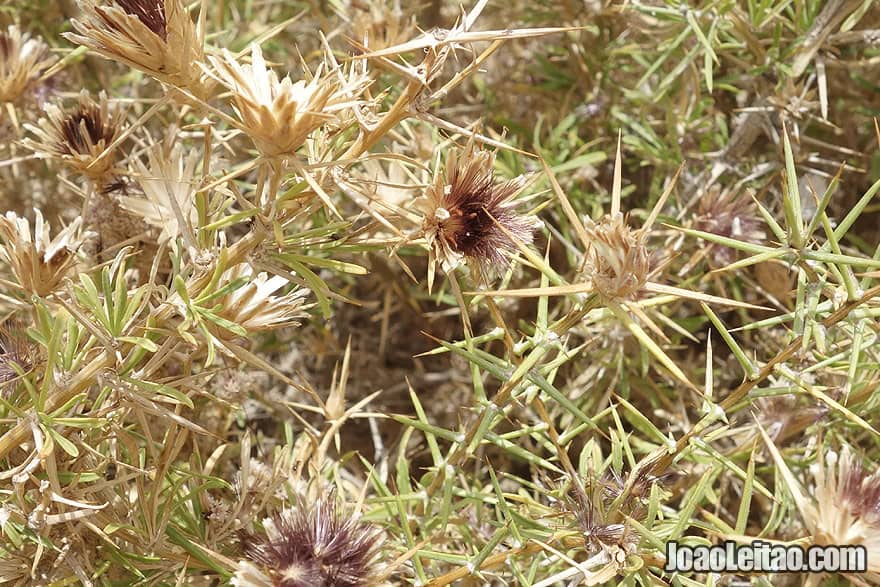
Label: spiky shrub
xmin=1 ymin=0 xmax=880 ymax=586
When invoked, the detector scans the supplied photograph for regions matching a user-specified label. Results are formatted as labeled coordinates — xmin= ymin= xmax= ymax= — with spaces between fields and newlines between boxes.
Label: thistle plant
xmin=415 ymin=140 xmax=539 ymax=291
xmin=117 ymin=140 xmax=201 ymax=250
xmin=235 ymin=494 xmax=384 ymax=587
xmin=1 ymin=1 xmax=880 ymax=586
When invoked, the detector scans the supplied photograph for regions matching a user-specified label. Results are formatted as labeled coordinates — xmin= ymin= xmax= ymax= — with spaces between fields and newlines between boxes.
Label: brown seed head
xmin=236 ymin=495 xmax=383 ymax=587
xmin=584 ymin=214 xmax=650 ymax=300
xmin=601 ymin=463 xmax=670 ymax=508
xmin=417 ymin=143 xmax=538 ymax=289
xmin=563 ymin=472 xmax=640 ymax=555
xmin=23 ymin=90 xmax=124 ymax=181
xmin=115 ymin=0 xmax=167 ymax=40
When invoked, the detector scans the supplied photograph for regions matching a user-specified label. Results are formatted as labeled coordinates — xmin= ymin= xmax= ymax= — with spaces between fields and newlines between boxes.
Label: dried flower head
xmin=65 ymin=0 xmax=207 ymax=97
xmin=416 ymin=143 xmax=538 ymax=290
xmin=806 ymin=446 xmax=880 ymax=574
xmin=584 ymin=214 xmax=651 ymax=300
xmin=117 ymin=141 xmax=200 ymax=247
xmin=23 ymin=90 xmax=124 ymax=182
xmin=0 ymin=209 xmax=85 ymax=297
xmin=206 ymin=44 xmax=369 ymax=157
xmin=764 ymin=433 xmax=880 ymax=581
xmin=0 ymin=25 xmax=56 ymax=104
xmin=563 ymin=473 xmax=640 ymax=555
xmin=694 ymin=187 xmax=765 ymax=267
xmin=214 ymin=264 xmax=309 ymax=333
xmin=235 ymin=495 xmax=383 ymax=587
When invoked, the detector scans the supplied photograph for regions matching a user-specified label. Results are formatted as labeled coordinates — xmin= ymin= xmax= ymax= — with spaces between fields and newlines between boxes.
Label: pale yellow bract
xmin=206 ymin=43 xmax=370 ymax=158
xmin=0 ymin=209 xmax=86 ymax=297
xmin=66 ymin=0 xmax=209 ymax=99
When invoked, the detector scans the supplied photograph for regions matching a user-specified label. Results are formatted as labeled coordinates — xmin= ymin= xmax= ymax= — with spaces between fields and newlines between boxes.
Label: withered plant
xmin=0 ymin=1 xmax=879 ymax=585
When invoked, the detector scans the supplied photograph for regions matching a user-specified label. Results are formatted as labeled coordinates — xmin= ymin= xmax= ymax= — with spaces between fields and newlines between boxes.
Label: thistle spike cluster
xmin=583 ymin=213 xmax=650 ymax=300
xmin=416 ymin=142 xmax=539 ymax=290
xmin=564 ymin=463 xmax=663 ymax=556
xmin=235 ymin=495 xmax=383 ymax=587
xmin=214 ymin=264 xmax=309 ymax=334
